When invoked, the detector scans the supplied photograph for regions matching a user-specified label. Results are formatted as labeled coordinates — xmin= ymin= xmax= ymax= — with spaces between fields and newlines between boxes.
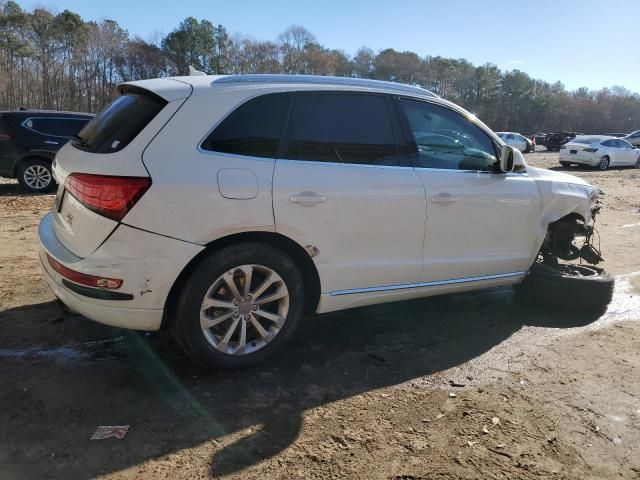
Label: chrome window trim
xmin=329 ymin=271 xmax=527 ymax=296
xmin=21 ymin=116 xmax=89 ymax=139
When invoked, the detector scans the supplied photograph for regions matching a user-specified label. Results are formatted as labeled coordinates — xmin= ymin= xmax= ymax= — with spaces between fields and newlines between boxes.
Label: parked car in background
xmin=533 ymin=132 xmax=547 ymax=146
xmin=544 ymin=132 xmax=576 ymax=151
xmin=0 ymin=109 xmax=93 ymax=192
xmin=560 ymin=135 xmax=640 ymax=170
xmin=496 ymin=132 xmax=533 ymax=152
xmin=38 ymin=74 xmax=611 ymax=368
xmin=623 ymin=130 xmax=640 ymax=147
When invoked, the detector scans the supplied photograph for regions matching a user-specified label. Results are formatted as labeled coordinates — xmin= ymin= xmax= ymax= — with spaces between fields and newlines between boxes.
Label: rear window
xmin=572 ymin=136 xmax=603 ymax=145
xmin=74 ymin=88 xmax=167 ymax=154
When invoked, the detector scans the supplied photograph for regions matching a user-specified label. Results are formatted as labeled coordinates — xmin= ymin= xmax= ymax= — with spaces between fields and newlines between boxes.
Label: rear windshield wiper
xmin=71 ymin=134 xmax=90 ymax=149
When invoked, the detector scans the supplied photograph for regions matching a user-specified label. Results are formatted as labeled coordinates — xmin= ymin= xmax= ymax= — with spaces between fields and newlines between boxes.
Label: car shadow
xmin=0 ymin=287 xmax=605 ymax=479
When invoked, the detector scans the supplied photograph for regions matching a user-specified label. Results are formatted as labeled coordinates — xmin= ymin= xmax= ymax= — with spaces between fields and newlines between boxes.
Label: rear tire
xmin=172 ymin=243 xmax=305 ymax=369
xmin=598 ymin=156 xmax=610 ymax=171
xmin=517 ymin=262 xmax=614 ymax=312
xmin=17 ymin=158 xmax=55 ymax=193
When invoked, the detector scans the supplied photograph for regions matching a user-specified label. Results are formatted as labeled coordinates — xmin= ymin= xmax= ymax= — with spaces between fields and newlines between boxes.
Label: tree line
xmin=1 ymin=0 xmax=639 ymax=134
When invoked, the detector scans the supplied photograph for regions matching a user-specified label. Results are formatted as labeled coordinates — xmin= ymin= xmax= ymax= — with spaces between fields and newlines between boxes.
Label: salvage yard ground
xmin=1 ymin=150 xmax=639 ymax=479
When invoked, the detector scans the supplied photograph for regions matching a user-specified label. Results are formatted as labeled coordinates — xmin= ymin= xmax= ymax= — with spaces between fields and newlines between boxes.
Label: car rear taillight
xmin=0 ymin=133 xmax=10 ymax=141
xmin=65 ymin=173 xmax=151 ymax=222
xmin=583 ymin=148 xmax=598 ymax=153
xmin=47 ymin=253 xmax=123 ymax=289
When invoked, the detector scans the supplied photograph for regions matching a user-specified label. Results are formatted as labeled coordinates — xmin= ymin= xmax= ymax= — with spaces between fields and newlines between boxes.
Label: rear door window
xmin=201 ymin=93 xmax=291 ymax=158
xmin=25 ymin=118 xmax=90 ymax=137
xmin=283 ymin=93 xmax=401 ymax=166
xmin=74 ymin=88 xmax=167 ymax=154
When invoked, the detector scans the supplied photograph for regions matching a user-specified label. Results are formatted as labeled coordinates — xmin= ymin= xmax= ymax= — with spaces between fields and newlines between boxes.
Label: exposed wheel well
xmin=161 ymin=231 xmax=322 ymax=330
xmin=13 ymin=154 xmax=53 ymax=177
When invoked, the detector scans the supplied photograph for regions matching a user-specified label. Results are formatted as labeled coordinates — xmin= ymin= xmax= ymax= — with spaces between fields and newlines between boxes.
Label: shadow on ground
xmin=0 ymin=287 xmax=604 ymax=478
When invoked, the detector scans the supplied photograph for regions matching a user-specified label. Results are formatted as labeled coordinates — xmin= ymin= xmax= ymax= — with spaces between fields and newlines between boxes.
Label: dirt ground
xmin=1 ymin=150 xmax=639 ymax=480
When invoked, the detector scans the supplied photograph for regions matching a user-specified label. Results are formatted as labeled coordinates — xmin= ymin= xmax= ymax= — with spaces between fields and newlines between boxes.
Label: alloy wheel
xmin=23 ymin=164 xmax=52 ymax=190
xmin=598 ymin=157 xmax=609 ymax=171
xmin=199 ymin=264 xmax=289 ymax=355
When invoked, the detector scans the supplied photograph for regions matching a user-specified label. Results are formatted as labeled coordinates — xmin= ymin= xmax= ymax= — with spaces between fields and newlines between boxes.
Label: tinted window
xmin=398 ymin=98 xmax=497 ymax=171
xmin=573 ymin=136 xmax=604 ymax=145
xmin=617 ymin=139 xmax=632 ymax=148
xmin=202 ymin=93 xmax=290 ymax=158
xmin=601 ymin=140 xmax=615 ymax=147
xmin=75 ymin=88 xmax=167 ymax=154
xmin=284 ymin=93 xmax=399 ymax=166
xmin=28 ymin=118 xmax=90 ymax=137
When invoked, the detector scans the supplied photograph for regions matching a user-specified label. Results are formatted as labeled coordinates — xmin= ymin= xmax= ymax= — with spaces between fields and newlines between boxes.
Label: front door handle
xmin=44 ymin=140 xmax=59 ymax=145
xmin=290 ymin=193 xmax=328 ymax=205
xmin=431 ymin=192 xmax=458 ymax=205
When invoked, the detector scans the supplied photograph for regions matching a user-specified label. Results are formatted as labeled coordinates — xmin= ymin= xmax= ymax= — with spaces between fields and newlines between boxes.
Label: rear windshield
xmin=571 ymin=136 xmax=603 ymax=145
xmin=74 ymin=88 xmax=167 ymax=154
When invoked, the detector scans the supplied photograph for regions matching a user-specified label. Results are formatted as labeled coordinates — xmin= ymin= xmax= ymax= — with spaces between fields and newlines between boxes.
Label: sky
xmin=23 ymin=0 xmax=640 ymax=92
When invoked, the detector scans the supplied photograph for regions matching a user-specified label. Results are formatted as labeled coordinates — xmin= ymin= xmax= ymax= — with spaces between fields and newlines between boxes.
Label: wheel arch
xmin=12 ymin=152 xmax=55 ymax=177
xmin=161 ymin=231 xmax=322 ymax=330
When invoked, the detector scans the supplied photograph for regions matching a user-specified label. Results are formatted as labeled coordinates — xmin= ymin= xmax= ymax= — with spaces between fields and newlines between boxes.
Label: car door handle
xmin=431 ymin=193 xmax=458 ymax=205
xmin=44 ymin=140 xmax=59 ymax=145
xmin=290 ymin=193 xmax=328 ymax=205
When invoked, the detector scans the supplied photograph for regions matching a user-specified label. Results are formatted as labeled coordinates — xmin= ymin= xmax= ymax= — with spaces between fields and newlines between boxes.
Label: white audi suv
xmin=39 ymin=75 xmax=611 ymax=368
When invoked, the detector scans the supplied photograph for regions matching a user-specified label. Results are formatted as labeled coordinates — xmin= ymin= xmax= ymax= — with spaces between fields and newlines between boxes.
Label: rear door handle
xmin=290 ymin=193 xmax=328 ymax=205
xmin=431 ymin=192 xmax=458 ymax=205
xmin=44 ymin=140 xmax=59 ymax=145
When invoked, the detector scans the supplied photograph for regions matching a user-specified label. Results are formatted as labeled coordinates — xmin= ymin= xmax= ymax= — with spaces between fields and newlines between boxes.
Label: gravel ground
xmin=0 ymin=149 xmax=639 ymax=479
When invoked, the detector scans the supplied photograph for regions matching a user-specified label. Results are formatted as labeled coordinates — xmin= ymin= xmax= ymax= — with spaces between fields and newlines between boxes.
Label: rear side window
xmin=74 ymin=88 xmax=167 ymax=154
xmin=201 ymin=93 xmax=291 ymax=158
xmin=284 ymin=93 xmax=399 ymax=166
xmin=24 ymin=118 xmax=89 ymax=137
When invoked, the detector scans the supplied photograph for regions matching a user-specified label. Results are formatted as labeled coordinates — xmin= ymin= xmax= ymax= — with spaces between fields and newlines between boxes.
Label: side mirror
xmin=498 ymin=145 xmax=525 ymax=173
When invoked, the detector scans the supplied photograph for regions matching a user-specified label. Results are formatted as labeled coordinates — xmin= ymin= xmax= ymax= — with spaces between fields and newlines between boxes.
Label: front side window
xmin=283 ymin=93 xmax=400 ymax=166
xmin=201 ymin=93 xmax=291 ymax=158
xmin=74 ymin=87 xmax=167 ymax=154
xmin=398 ymin=98 xmax=497 ymax=171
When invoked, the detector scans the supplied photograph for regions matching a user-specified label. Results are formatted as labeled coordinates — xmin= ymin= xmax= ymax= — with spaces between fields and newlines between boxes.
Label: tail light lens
xmin=47 ymin=253 xmax=123 ymax=289
xmin=584 ymin=148 xmax=598 ymax=153
xmin=65 ymin=173 xmax=151 ymax=222
xmin=0 ymin=133 xmax=10 ymax=141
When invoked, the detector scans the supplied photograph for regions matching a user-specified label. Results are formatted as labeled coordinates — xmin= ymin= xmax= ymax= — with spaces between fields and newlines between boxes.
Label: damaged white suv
xmin=38 ymin=75 xmax=612 ymax=368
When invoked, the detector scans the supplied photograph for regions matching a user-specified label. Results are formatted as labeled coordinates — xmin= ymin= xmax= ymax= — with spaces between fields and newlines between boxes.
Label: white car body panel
xmin=273 ymin=160 xmax=426 ymax=294
xmin=415 ymin=169 xmax=541 ymax=282
xmin=39 ymin=74 xmax=601 ymax=330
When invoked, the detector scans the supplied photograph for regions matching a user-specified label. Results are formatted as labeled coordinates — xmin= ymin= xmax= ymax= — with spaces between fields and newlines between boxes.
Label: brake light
xmin=47 ymin=253 xmax=123 ymax=289
xmin=65 ymin=173 xmax=151 ymax=221
xmin=0 ymin=133 xmax=10 ymax=141
xmin=584 ymin=148 xmax=598 ymax=153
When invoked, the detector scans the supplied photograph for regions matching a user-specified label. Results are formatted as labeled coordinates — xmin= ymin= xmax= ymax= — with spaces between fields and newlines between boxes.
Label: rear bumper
xmin=38 ymin=213 xmax=204 ymax=331
xmin=559 ymin=151 xmax=598 ymax=166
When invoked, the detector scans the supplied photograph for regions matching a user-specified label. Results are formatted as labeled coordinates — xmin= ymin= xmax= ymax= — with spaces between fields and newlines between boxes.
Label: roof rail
xmin=213 ymin=74 xmax=437 ymax=97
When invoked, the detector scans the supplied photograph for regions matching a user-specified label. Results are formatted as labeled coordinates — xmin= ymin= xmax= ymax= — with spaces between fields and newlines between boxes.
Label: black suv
xmin=0 ymin=110 xmax=93 ymax=192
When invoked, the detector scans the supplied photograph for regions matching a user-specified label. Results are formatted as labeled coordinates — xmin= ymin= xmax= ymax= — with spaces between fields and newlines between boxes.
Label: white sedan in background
xmin=496 ymin=132 xmax=532 ymax=153
xmin=559 ymin=135 xmax=640 ymax=170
